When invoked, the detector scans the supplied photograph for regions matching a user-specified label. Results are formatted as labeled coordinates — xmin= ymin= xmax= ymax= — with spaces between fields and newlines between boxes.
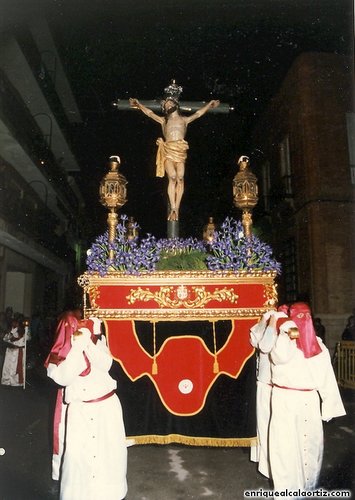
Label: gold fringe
xmin=127 ymin=433 xmax=258 ymax=448
xmin=213 ymin=360 xmax=219 ymax=373
xmin=152 ymin=360 xmax=158 ymax=375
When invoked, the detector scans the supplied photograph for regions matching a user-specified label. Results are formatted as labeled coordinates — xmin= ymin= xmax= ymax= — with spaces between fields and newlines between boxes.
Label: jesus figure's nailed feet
xmin=168 ymin=209 xmax=178 ymax=221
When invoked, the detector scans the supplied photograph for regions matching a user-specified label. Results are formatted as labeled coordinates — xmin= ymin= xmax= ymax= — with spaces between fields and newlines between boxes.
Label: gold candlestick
xmin=233 ymin=155 xmax=258 ymax=238
xmin=99 ymin=156 xmax=128 ymax=259
xmin=203 ymin=217 xmax=216 ymax=242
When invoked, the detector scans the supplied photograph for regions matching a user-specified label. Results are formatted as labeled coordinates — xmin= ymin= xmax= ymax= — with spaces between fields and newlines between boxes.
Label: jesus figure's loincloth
xmin=155 ymin=138 xmax=189 ymax=177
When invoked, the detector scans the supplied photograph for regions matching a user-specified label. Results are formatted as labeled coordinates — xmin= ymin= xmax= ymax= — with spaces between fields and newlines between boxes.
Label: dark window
xmin=283 ymin=238 xmax=298 ymax=303
xmin=279 ymin=136 xmax=293 ymax=196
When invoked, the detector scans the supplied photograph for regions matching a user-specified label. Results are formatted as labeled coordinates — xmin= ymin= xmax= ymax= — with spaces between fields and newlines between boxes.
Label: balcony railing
xmin=15 ymin=27 xmax=76 ymax=145
xmin=335 ymin=341 xmax=355 ymax=389
xmin=0 ymin=69 xmax=79 ymax=212
xmin=0 ymin=165 xmax=81 ymax=260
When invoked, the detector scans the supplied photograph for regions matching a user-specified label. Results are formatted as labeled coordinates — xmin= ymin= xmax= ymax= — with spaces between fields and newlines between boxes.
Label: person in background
xmin=1 ymin=316 xmax=27 ymax=386
xmin=268 ymin=302 xmax=346 ymax=497
xmin=29 ymin=310 xmax=44 ymax=352
xmin=341 ymin=313 xmax=355 ymax=341
xmin=249 ymin=305 xmax=288 ymax=478
xmin=4 ymin=306 xmax=13 ymax=330
xmin=313 ymin=317 xmax=326 ymax=345
xmin=0 ymin=311 xmax=8 ymax=370
xmin=45 ymin=313 xmax=128 ymax=500
xmin=0 ymin=311 xmax=7 ymax=336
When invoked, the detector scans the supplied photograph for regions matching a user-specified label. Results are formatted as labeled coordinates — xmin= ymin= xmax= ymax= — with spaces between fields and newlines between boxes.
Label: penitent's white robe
xmin=269 ymin=332 xmax=345 ymax=496
xmin=1 ymin=328 xmax=26 ymax=386
xmin=47 ymin=336 xmax=127 ymax=500
xmin=249 ymin=314 xmax=284 ymax=478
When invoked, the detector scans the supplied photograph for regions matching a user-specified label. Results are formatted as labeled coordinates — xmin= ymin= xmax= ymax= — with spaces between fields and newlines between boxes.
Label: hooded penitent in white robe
xmin=249 ymin=311 xmax=287 ymax=478
xmin=1 ymin=327 xmax=26 ymax=386
xmin=269 ymin=327 xmax=345 ymax=496
xmin=47 ymin=321 xmax=128 ymax=500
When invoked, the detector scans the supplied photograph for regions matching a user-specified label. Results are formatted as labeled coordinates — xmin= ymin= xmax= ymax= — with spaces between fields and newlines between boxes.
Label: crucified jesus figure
xmin=129 ymin=95 xmax=220 ymax=221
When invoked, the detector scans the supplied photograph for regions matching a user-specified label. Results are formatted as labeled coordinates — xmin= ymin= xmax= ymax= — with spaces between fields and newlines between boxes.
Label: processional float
xmin=78 ymin=82 xmax=279 ymax=446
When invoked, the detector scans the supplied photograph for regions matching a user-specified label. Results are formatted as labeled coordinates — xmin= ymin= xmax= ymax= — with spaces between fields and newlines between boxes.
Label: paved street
xmin=0 ymin=364 xmax=354 ymax=500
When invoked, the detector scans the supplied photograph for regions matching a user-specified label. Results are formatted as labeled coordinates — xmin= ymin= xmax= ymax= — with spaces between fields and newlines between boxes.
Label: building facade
xmin=0 ymin=11 xmax=86 ymax=319
xmin=252 ymin=52 xmax=355 ymax=349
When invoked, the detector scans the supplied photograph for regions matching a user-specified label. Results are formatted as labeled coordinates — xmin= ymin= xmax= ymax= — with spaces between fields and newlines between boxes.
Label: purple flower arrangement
xmin=86 ymin=215 xmax=281 ymax=276
xmin=86 ymin=214 xmax=159 ymax=276
xmin=204 ymin=217 xmax=281 ymax=273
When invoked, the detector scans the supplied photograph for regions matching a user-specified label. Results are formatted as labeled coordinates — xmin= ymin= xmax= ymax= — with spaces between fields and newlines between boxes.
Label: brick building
xmin=251 ymin=52 xmax=355 ymax=349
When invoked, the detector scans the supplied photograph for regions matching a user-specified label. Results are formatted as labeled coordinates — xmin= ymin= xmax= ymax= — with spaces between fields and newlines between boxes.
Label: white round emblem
xmin=178 ymin=379 xmax=193 ymax=394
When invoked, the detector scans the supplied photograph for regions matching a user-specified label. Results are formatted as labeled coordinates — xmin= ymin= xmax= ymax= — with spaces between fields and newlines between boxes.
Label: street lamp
xmin=99 ymin=156 xmax=127 ymax=259
xmin=233 ymin=155 xmax=258 ymax=238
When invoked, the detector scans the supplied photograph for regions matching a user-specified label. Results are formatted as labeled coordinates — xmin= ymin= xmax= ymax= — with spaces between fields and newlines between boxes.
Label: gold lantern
xmin=203 ymin=217 xmax=216 ymax=242
xmin=233 ymin=155 xmax=258 ymax=238
xmin=99 ymin=156 xmax=127 ymax=259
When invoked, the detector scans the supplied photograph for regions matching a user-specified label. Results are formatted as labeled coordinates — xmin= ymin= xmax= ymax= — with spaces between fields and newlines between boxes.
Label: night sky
xmin=2 ymin=0 xmax=353 ymax=239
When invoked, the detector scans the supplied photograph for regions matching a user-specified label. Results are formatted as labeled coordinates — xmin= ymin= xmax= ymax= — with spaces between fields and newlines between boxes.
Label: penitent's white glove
xmin=89 ymin=317 xmax=102 ymax=336
xmin=71 ymin=327 xmax=91 ymax=350
xmin=262 ymin=310 xmax=273 ymax=322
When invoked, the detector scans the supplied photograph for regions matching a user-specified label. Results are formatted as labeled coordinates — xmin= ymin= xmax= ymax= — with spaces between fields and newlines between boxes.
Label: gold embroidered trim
xmin=87 ymin=285 xmax=100 ymax=309
xmin=79 ymin=270 xmax=276 ymax=283
xmin=85 ymin=307 xmax=269 ymax=320
xmin=126 ymin=285 xmax=239 ymax=309
xmin=263 ymin=283 xmax=278 ymax=307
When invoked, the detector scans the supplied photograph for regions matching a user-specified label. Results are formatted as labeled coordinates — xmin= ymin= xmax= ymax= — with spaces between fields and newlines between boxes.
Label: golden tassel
xmin=213 ymin=359 xmax=219 ymax=374
xmin=152 ymin=359 xmax=158 ymax=375
xmin=152 ymin=321 xmax=158 ymax=375
xmin=212 ymin=320 xmax=219 ymax=373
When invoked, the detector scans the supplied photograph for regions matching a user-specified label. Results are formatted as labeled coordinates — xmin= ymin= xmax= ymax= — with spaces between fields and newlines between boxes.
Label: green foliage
xmin=156 ymin=250 xmax=208 ymax=271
